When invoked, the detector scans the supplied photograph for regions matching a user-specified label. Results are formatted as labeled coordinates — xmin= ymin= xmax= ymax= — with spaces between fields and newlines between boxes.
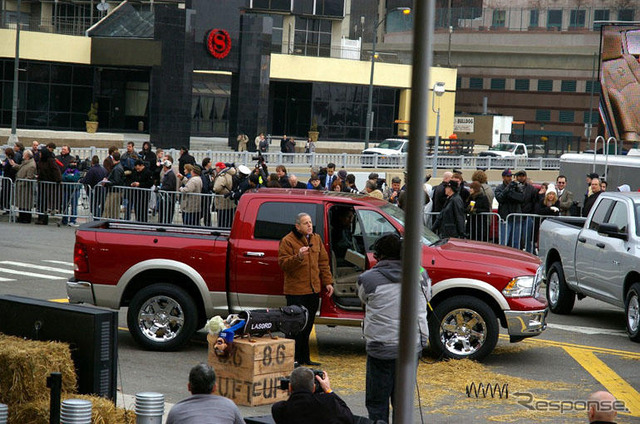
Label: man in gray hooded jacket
xmin=357 ymin=234 xmax=430 ymax=423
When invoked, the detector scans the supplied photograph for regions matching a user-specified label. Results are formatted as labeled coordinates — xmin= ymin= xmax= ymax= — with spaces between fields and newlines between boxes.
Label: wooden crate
xmin=208 ymin=334 xmax=295 ymax=406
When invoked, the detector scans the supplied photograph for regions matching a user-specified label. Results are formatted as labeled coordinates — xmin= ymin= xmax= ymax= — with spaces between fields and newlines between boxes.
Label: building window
xmin=515 ymin=79 xmax=530 ymax=91
xmin=536 ymin=110 xmax=551 ymax=121
xmin=316 ymin=0 xmax=344 ymax=17
xmin=469 ymin=77 xmax=483 ymax=89
xmin=492 ymin=10 xmax=506 ymax=27
xmin=583 ymin=110 xmax=598 ymax=124
xmin=585 ymin=80 xmax=601 ymax=94
xmin=559 ymin=110 xmax=575 ymax=123
xmin=490 ymin=78 xmax=506 ymax=90
xmin=537 ymin=79 xmax=553 ymax=91
xmin=456 ymin=77 xmax=462 ymax=89
xmin=569 ymin=10 xmax=586 ymax=28
xmin=294 ymin=17 xmax=332 ymax=57
xmin=594 ymin=9 xmax=610 ymax=30
xmin=547 ymin=10 xmax=562 ymax=29
xmin=252 ymin=0 xmax=291 ymax=12
xmin=386 ymin=8 xmax=413 ymax=33
xmin=529 ymin=9 xmax=539 ymax=27
xmin=618 ymin=9 xmax=635 ymax=21
xmin=561 ymin=80 xmax=577 ymax=92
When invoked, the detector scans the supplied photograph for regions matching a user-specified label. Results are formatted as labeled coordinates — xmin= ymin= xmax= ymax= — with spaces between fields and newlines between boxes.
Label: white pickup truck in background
xmin=538 ymin=192 xmax=640 ymax=342
xmin=478 ymin=142 xmax=529 ymax=158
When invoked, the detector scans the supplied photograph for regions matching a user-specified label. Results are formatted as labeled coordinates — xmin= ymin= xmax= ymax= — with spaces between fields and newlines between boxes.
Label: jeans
xmin=500 ymin=218 xmax=521 ymax=249
xmin=61 ymin=184 xmax=80 ymax=224
xmin=366 ymin=355 xmax=396 ymax=423
xmin=286 ymin=294 xmax=319 ymax=364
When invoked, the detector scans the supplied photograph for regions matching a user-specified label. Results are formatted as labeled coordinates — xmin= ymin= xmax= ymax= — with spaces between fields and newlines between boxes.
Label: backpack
xmin=62 ymin=168 xmax=82 ymax=183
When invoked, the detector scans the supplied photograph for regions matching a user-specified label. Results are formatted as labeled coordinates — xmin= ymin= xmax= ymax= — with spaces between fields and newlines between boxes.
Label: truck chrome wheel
xmin=440 ymin=308 xmax=487 ymax=356
xmin=137 ymin=295 xmax=185 ymax=342
xmin=626 ymin=283 xmax=640 ymax=342
xmin=547 ymin=272 xmax=560 ymax=306
xmin=429 ymin=295 xmax=499 ymax=361
xmin=546 ymin=261 xmax=575 ymax=314
xmin=127 ymin=284 xmax=198 ymax=351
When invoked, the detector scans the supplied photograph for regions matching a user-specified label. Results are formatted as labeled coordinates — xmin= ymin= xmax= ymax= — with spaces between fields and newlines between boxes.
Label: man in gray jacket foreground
xmin=357 ymin=234 xmax=430 ymax=423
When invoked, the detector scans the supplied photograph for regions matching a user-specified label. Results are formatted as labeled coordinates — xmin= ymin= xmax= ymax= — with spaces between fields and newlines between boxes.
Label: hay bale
xmin=8 ymin=394 xmax=136 ymax=424
xmin=0 ymin=333 xmax=77 ymax=405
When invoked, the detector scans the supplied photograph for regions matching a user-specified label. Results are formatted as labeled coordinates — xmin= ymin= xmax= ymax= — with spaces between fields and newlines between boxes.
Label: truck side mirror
xmin=597 ymin=223 xmax=628 ymax=240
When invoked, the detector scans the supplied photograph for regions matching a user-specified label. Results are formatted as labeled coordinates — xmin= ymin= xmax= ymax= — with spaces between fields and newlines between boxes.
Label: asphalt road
xmin=1 ymin=217 xmax=640 ymax=423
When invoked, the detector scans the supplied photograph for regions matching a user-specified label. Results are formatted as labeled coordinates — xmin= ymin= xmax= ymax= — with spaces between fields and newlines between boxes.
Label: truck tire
xmin=546 ymin=261 xmax=575 ymax=314
xmin=625 ymin=283 xmax=640 ymax=342
xmin=127 ymin=284 xmax=198 ymax=351
xmin=428 ymin=296 xmax=499 ymax=361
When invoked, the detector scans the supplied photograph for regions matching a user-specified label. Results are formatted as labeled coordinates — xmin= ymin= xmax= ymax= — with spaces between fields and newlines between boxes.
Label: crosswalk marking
xmin=0 ymin=276 xmax=16 ymax=282
xmin=42 ymin=260 xmax=74 ymax=266
xmin=0 ymin=261 xmax=74 ymax=275
xmin=0 ymin=268 xmax=66 ymax=280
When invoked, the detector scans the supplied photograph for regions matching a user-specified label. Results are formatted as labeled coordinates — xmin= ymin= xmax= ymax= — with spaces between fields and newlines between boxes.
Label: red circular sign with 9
xmin=206 ymin=29 xmax=231 ymax=59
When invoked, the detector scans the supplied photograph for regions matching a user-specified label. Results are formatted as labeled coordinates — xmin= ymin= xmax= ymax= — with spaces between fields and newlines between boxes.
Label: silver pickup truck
xmin=538 ymin=192 xmax=640 ymax=342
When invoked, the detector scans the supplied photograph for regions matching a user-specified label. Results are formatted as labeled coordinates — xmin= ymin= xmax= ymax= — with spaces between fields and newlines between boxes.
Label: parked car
xmin=538 ymin=192 xmax=640 ymax=342
xmin=68 ymin=189 xmax=548 ymax=360
xmin=361 ymin=138 xmax=408 ymax=167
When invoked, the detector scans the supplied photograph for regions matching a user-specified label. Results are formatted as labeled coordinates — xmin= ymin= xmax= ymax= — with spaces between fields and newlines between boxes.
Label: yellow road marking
xmin=309 ymin=325 xmax=319 ymax=361
xmin=499 ymin=334 xmax=640 ymax=359
xmin=563 ymin=347 xmax=640 ymax=417
xmin=49 ymin=298 xmax=69 ymax=303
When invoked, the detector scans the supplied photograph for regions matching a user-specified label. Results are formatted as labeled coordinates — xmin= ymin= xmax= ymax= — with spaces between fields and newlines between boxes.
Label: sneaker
xmin=68 ymin=222 xmax=79 ymax=227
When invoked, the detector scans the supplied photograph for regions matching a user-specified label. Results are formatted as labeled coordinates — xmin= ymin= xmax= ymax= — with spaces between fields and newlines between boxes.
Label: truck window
xmin=607 ymin=201 xmax=628 ymax=233
xmin=355 ymin=209 xmax=399 ymax=252
xmin=516 ymin=145 xmax=524 ymax=155
xmin=254 ymin=202 xmax=323 ymax=240
xmin=588 ymin=198 xmax=613 ymax=231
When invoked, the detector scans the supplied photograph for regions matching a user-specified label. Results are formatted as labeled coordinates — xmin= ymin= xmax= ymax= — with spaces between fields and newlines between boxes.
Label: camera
xmin=252 ymin=151 xmax=266 ymax=164
xmin=279 ymin=367 xmax=324 ymax=393
xmin=376 ymin=178 xmax=386 ymax=191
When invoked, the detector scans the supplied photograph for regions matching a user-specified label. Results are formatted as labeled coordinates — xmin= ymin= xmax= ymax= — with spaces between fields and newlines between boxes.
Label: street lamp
xmin=364 ymin=7 xmax=411 ymax=150
xmin=9 ymin=0 xmax=22 ymax=145
xmin=431 ymin=82 xmax=446 ymax=178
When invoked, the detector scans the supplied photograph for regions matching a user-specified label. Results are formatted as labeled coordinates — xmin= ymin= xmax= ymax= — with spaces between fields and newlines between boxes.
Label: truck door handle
xmin=245 ymin=252 xmax=265 ymax=257
xmin=578 ymin=237 xmax=586 ymax=243
xmin=596 ymin=242 xmax=605 ymax=249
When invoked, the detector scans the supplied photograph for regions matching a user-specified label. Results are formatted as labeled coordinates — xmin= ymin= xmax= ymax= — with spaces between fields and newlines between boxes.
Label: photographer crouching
xmin=272 ymin=367 xmax=358 ymax=424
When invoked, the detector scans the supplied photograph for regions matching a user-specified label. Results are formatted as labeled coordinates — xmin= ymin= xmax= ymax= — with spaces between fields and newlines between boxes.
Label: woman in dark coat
xmin=466 ymin=181 xmax=491 ymax=241
xmin=36 ymin=144 xmax=63 ymax=225
xmin=433 ymin=180 xmax=466 ymax=238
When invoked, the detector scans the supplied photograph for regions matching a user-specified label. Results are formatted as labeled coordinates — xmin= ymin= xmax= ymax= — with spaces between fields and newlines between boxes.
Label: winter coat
xmin=357 ymin=259 xmax=429 ymax=359
xmin=14 ymin=158 xmax=37 ymax=210
xmin=278 ymin=229 xmax=332 ymax=296
xmin=583 ymin=191 xmax=602 ymax=217
xmin=37 ymin=150 xmax=62 ymax=183
xmin=494 ymin=181 xmax=524 ymax=219
xmin=179 ymin=175 xmax=203 ymax=213
xmin=433 ymin=192 xmax=466 ymax=238
xmin=213 ymin=168 xmax=236 ymax=210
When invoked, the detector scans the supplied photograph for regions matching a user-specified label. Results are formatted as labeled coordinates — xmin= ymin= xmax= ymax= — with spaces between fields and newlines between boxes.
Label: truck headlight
xmin=502 ymin=276 xmax=536 ymax=298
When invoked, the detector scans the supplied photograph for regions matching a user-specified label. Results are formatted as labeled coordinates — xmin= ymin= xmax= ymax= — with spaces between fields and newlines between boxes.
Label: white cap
xmin=237 ymin=165 xmax=251 ymax=176
xmin=546 ymin=183 xmax=557 ymax=196
xmin=618 ymin=184 xmax=631 ymax=192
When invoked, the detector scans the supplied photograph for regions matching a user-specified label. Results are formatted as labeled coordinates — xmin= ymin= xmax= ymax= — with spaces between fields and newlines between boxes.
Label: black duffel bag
xmin=238 ymin=305 xmax=308 ymax=337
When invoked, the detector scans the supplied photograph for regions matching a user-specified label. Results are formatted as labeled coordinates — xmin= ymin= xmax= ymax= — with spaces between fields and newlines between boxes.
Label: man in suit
xmin=320 ymin=163 xmax=337 ymax=190
xmin=555 ymin=175 xmax=575 ymax=216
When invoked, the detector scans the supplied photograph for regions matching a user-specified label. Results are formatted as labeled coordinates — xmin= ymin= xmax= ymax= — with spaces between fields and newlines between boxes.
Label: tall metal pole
xmin=364 ymin=15 xmax=378 ymax=150
xmin=447 ymin=0 xmax=452 ymax=66
xmin=395 ymin=0 xmax=435 ymax=422
xmin=586 ymin=52 xmax=597 ymax=151
xmin=9 ymin=0 xmax=22 ymax=145
xmin=431 ymin=104 xmax=441 ymax=177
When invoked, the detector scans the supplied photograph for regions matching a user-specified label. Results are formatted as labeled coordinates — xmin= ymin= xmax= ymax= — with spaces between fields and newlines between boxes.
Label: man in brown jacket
xmin=278 ymin=212 xmax=333 ymax=366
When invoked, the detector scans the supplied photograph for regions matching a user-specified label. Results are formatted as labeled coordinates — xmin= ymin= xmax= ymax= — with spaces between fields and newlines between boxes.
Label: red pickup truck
xmin=67 ymin=189 xmax=547 ymax=360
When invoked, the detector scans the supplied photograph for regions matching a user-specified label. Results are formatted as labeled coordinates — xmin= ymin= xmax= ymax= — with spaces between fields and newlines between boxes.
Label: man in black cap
xmin=130 ymin=159 xmax=154 ymax=222
xmin=494 ymin=169 xmax=524 ymax=248
xmin=433 ymin=180 xmax=465 ymax=238
xmin=515 ymin=170 xmax=537 ymax=253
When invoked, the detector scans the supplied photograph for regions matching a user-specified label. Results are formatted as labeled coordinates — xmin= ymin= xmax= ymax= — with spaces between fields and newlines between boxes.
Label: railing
xmin=1 ymin=147 xmax=561 ymax=171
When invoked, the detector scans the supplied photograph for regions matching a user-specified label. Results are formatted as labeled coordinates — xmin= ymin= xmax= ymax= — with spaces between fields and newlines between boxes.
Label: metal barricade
xmin=89 ymin=184 xmax=234 ymax=229
xmin=503 ymin=212 xmax=547 ymax=254
xmin=32 ymin=181 xmax=88 ymax=225
xmin=424 ymin=210 xmax=502 ymax=244
xmin=12 ymin=178 xmax=37 ymax=223
xmin=0 ymin=176 xmax=15 ymax=222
